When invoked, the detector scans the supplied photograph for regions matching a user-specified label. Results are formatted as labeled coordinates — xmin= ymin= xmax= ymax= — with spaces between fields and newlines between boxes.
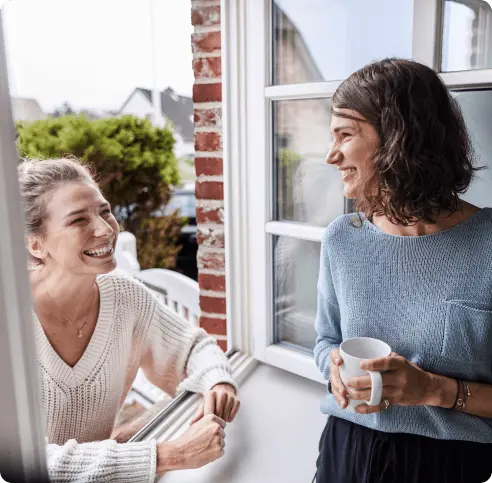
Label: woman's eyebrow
xmin=64 ymin=203 xmax=108 ymax=219
xmin=332 ymin=125 xmax=355 ymax=133
xmin=64 ymin=208 xmax=88 ymax=219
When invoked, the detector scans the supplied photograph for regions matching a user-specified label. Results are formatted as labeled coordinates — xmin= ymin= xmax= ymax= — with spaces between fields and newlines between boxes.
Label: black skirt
xmin=316 ymin=416 xmax=492 ymax=483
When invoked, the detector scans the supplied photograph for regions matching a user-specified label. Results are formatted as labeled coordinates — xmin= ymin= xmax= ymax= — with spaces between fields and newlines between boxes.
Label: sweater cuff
xmin=314 ymin=343 xmax=339 ymax=380
xmin=180 ymin=366 xmax=238 ymax=395
xmin=110 ymin=440 xmax=157 ymax=483
xmin=46 ymin=438 xmax=157 ymax=483
xmin=148 ymin=440 xmax=157 ymax=482
xmin=201 ymin=367 xmax=239 ymax=393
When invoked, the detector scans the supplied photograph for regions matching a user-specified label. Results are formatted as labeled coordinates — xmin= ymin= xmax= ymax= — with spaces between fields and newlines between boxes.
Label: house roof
xmin=120 ymin=87 xmax=194 ymax=143
xmin=11 ymin=97 xmax=46 ymax=122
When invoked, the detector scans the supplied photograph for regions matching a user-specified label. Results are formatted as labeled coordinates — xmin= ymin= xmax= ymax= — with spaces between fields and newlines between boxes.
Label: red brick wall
xmin=191 ymin=0 xmax=227 ymax=352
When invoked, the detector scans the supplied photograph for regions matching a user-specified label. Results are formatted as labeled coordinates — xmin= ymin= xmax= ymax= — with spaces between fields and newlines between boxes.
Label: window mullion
xmin=265 ymin=221 xmax=325 ymax=242
xmin=440 ymin=69 xmax=492 ymax=89
xmin=412 ymin=0 xmax=442 ymax=70
xmin=265 ymin=82 xmax=340 ymax=100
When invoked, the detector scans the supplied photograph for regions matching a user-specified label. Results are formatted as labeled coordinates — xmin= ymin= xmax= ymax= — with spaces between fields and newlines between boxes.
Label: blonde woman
xmin=19 ymin=158 xmax=240 ymax=482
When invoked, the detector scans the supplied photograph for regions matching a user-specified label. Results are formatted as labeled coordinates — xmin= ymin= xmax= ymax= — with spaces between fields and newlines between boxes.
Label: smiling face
xmin=326 ymin=108 xmax=380 ymax=199
xmin=28 ymin=181 xmax=119 ymax=275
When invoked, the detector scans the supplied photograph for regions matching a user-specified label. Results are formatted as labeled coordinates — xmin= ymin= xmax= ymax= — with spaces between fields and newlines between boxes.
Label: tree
xmin=16 ymin=114 xmax=184 ymax=269
xmin=52 ymin=102 xmax=75 ymax=117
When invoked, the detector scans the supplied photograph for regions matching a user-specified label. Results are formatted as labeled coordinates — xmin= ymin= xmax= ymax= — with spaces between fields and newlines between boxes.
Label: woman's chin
xmin=100 ymin=259 xmax=117 ymax=273
xmin=82 ymin=257 xmax=117 ymax=275
xmin=343 ymin=186 xmax=357 ymax=199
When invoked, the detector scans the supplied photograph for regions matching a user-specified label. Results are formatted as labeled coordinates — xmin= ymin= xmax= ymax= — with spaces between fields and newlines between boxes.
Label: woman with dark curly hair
xmin=314 ymin=58 xmax=492 ymax=483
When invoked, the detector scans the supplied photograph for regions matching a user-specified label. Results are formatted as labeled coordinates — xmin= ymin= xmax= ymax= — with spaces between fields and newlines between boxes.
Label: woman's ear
xmin=26 ymin=235 xmax=47 ymax=262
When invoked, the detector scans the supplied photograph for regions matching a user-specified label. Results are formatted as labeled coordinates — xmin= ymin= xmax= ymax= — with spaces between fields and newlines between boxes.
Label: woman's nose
xmin=93 ymin=217 xmax=113 ymax=237
xmin=325 ymin=144 xmax=342 ymax=165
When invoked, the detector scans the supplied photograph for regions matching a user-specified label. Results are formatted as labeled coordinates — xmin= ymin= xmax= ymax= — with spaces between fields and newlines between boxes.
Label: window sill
xmin=149 ymin=360 xmax=327 ymax=483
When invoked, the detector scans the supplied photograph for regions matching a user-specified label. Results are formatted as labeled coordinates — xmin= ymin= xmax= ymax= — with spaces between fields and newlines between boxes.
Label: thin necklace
xmin=44 ymin=284 xmax=96 ymax=338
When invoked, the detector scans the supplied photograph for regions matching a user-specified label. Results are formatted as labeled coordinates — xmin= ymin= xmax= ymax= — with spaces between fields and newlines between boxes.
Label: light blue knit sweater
xmin=314 ymin=208 xmax=492 ymax=443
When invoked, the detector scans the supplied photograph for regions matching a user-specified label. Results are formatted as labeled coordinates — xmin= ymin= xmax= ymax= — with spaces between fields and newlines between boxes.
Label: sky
xmin=2 ymin=0 xmax=194 ymax=113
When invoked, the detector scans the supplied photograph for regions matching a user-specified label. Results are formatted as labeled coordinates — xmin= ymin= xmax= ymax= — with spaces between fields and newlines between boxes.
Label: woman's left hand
xmin=346 ymin=353 xmax=436 ymax=414
xmin=191 ymin=383 xmax=240 ymax=424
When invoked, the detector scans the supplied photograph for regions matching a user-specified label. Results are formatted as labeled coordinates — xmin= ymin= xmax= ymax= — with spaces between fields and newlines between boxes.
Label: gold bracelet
xmin=453 ymin=380 xmax=471 ymax=411
xmin=453 ymin=380 xmax=465 ymax=411
xmin=462 ymin=381 xmax=471 ymax=410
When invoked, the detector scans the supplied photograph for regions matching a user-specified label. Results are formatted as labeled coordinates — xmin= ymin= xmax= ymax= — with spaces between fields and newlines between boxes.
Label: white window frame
xmin=226 ymin=0 xmax=492 ymax=384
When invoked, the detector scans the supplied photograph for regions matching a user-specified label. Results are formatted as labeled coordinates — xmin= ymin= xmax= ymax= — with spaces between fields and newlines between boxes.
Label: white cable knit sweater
xmin=35 ymin=269 xmax=236 ymax=482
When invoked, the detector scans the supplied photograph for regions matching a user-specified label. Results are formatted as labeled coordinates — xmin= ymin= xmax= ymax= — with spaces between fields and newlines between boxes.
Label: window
xmin=273 ymin=236 xmax=319 ymax=351
xmin=273 ymin=99 xmax=344 ymax=225
xmin=442 ymin=0 xmax=492 ymax=72
xmin=454 ymin=90 xmax=492 ymax=205
xmin=240 ymin=0 xmax=492 ymax=383
xmin=272 ymin=0 xmax=414 ymax=84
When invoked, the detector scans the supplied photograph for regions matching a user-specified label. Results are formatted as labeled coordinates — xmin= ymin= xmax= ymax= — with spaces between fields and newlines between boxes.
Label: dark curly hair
xmin=332 ymin=58 xmax=484 ymax=225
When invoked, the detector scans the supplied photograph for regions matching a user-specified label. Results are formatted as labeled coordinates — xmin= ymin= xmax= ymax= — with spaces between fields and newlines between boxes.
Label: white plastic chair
xmin=124 ymin=269 xmax=200 ymax=408
xmin=135 ymin=268 xmax=200 ymax=326
xmin=115 ymin=231 xmax=141 ymax=275
xmin=114 ymin=234 xmax=201 ymax=407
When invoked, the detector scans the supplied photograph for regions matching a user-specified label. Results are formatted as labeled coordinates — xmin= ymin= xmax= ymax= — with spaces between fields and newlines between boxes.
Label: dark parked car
xmin=161 ymin=183 xmax=198 ymax=280
xmin=116 ymin=183 xmax=198 ymax=280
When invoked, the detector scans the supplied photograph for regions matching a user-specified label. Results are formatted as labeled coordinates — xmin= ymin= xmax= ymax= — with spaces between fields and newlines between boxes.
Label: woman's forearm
xmin=427 ymin=372 xmax=492 ymax=418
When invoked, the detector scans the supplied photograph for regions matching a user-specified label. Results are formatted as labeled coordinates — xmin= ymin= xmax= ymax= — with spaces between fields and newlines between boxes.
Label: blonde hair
xmin=18 ymin=158 xmax=97 ymax=264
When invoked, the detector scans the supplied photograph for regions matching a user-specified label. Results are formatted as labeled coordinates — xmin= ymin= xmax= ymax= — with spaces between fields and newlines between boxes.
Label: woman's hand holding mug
xmin=347 ymin=353 xmax=437 ymax=414
xmin=329 ymin=348 xmax=349 ymax=409
xmin=330 ymin=337 xmax=392 ymax=412
xmin=331 ymin=337 xmax=437 ymax=414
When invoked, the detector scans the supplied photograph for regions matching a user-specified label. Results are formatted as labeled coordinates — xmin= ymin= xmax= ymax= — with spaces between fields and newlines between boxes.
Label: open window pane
xmin=273 ymin=235 xmax=319 ymax=352
xmin=4 ymin=0 xmax=196 ymax=448
xmin=441 ymin=0 xmax=492 ymax=72
xmin=273 ymin=98 xmax=344 ymax=226
xmin=454 ymin=90 xmax=492 ymax=206
xmin=272 ymin=0 xmax=414 ymax=85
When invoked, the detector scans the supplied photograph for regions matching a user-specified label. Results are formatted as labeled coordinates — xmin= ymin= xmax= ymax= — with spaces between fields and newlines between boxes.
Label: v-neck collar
xmin=34 ymin=276 xmax=114 ymax=388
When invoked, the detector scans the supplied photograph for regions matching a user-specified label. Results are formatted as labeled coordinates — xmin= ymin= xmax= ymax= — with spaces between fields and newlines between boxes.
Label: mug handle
xmin=365 ymin=370 xmax=383 ymax=406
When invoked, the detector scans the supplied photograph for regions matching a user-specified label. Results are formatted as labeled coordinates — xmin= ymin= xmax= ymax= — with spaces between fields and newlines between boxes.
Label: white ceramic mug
xmin=339 ymin=337 xmax=391 ymax=412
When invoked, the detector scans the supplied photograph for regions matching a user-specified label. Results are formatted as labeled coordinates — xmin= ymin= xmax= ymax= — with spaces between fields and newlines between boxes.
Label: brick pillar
xmin=191 ymin=0 xmax=227 ymax=352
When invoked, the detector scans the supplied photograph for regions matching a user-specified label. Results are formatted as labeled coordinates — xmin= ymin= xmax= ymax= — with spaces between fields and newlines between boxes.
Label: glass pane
xmin=273 ymin=0 xmax=414 ymax=84
xmin=442 ymin=0 xmax=492 ymax=72
xmin=273 ymin=236 xmax=319 ymax=352
xmin=274 ymin=99 xmax=344 ymax=226
xmin=454 ymin=90 xmax=492 ymax=206
xmin=5 ymin=0 xmax=194 ymax=446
